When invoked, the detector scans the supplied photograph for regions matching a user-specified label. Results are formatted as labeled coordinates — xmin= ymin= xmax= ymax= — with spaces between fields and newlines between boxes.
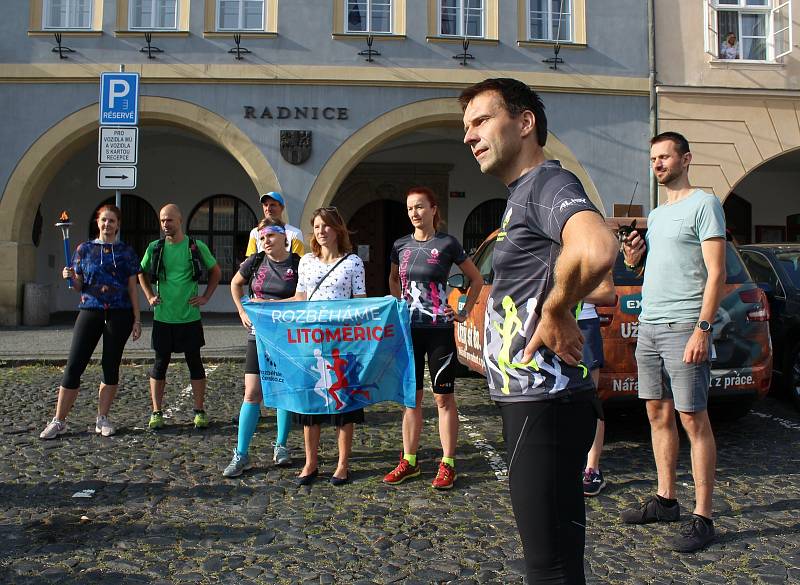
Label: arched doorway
xmin=89 ymin=194 xmax=159 ymax=258
xmin=463 ymin=198 xmax=507 ymax=254
xmin=0 ymin=97 xmax=279 ymax=324
xmin=723 ymin=147 xmax=800 ymax=244
xmin=348 ymin=200 xmax=408 ymax=296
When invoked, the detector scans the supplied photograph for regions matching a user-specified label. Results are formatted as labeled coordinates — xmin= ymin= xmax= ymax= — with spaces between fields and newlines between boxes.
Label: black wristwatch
xmin=696 ymin=320 xmax=712 ymax=333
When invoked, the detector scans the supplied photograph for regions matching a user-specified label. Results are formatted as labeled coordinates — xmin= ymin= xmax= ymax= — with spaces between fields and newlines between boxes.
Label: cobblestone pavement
xmin=0 ymin=363 xmax=798 ymax=584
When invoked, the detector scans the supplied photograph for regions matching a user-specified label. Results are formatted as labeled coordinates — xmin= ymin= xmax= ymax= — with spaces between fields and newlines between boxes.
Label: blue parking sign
xmin=100 ymin=72 xmax=139 ymax=126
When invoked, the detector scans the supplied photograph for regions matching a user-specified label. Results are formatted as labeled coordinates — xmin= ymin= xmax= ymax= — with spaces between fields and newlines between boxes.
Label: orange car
xmin=447 ymin=219 xmax=772 ymax=415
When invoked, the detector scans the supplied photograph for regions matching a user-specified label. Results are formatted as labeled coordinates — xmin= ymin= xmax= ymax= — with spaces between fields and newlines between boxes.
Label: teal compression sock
xmin=236 ymin=401 xmax=261 ymax=456
xmin=276 ymin=408 xmax=291 ymax=446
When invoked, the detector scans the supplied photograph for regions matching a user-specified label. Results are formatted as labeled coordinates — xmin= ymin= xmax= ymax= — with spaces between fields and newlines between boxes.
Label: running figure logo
xmin=326 ymin=349 xmax=375 ymax=410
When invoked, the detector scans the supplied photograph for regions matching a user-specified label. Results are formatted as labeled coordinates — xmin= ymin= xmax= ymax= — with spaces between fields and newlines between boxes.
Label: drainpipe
xmin=648 ymin=0 xmax=658 ymax=211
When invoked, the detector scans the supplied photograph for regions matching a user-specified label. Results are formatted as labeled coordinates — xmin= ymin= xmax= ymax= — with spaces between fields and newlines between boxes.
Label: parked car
xmin=738 ymin=243 xmax=800 ymax=409
xmin=447 ymin=219 xmax=773 ymax=417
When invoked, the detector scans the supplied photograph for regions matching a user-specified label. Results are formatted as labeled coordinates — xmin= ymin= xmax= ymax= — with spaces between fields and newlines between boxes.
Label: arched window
xmin=89 ymin=194 xmax=159 ymax=259
xmin=462 ymin=198 xmax=507 ymax=255
xmin=188 ymin=195 xmax=257 ymax=283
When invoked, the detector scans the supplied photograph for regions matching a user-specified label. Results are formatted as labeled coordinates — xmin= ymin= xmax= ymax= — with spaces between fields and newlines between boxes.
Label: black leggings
xmin=411 ymin=327 xmax=457 ymax=394
xmin=498 ymin=398 xmax=597 ymax=585
xmin=150 ymin=348 xmax=205 ymax=381
xmin=61 ymin=309 xmax=134 ymax=389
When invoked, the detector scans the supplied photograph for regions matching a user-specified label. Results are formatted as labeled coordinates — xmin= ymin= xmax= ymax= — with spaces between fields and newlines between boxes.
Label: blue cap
xmin=260 ymin=191 xmax=285 ymax=207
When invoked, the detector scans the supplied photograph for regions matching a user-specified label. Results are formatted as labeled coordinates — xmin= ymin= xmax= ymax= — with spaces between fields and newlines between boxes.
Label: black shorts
xmin=578 ymin=317 xmax=604 ymax=370
xmin=152 ymin=320 xmax=205 ymax=354
xmin=293 ymin=409 xmax=365 ymax=427
xmin=411 ymin=326 xmax=457 ymax=394
xmin=245 ymin=338 xmax=259 ymax=375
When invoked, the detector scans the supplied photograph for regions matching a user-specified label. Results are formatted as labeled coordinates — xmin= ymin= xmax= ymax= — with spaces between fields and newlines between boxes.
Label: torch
xmin=55 ymin=210 xmax=73 ymax=289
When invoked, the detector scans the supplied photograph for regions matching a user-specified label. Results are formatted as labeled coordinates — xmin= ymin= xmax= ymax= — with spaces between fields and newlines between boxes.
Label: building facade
xmin=0 ymin=0 xmax=651 ymax=324
xmin=655 ymin=0 xmax=799 ymax=244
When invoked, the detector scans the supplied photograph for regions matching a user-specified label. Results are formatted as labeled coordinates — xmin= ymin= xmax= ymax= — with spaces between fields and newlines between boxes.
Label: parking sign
xmin=99 ymin=72 xmax=139 ymax=126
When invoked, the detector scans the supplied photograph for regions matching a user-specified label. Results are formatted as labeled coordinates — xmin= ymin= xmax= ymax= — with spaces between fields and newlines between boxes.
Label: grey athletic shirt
xmin=485 ymin=161 xmax=599 ymax=402
xmin=391 ymin=232 xmax=468 ymax=328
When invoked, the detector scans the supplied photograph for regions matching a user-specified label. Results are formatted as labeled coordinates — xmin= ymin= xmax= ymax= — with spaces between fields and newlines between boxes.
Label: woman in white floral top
xmin=287 ymin=207 xmax=366 ymax=486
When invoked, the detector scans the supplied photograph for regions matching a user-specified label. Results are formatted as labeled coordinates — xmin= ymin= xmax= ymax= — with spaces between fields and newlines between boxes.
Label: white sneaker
xmin=95 ymin=415 xmax=115 ymax=437
xmin=40 ymin=418 xmax=67 ymax=439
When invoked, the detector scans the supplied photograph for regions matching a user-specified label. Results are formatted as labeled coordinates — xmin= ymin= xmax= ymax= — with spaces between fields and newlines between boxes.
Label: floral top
xmin=73 ymin=240 xmax=141 ymax=310
xmin=296 ymin=253 xmax=366 ymax=301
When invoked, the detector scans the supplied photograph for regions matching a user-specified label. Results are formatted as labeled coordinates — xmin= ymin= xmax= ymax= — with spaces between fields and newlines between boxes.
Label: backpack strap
xmin=149 ymin=238 xmax=166 ymax=283
xmin=187 ymin=237 xmax=203 ymax=282
xmin=246 ymin=251 xmax=267 ymax=292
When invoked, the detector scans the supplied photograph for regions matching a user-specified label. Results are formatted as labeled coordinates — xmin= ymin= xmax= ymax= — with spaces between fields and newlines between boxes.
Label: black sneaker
xmin=620 ymin=495 xmax=680 ymax=524
xmin=668 ymin=514 xmax=715 ymax=553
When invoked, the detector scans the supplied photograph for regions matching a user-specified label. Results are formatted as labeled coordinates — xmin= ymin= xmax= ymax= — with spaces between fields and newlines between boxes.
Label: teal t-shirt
xmin=141 ymin=237 xmax=217 ymax=324
xmin=640 ymin=190 xmax=726 ymax=324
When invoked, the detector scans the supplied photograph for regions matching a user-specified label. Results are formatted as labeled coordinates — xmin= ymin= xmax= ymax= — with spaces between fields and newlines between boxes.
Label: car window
xmin=725 ymin=244 xmax=751 ymax=284
xmin=774 ymin=251 xmax=800 ymax=289
xmin=740 ymin=251 xmax=782 ymax=294
xmin=613 ymin=241 xmax=750 ymax=286
xmin=473 ymin=238 xmax=496 ymax=283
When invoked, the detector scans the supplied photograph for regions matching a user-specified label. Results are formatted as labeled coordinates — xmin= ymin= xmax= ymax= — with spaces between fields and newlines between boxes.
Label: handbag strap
xmin=308 ymin=253 xmax=353 ymax=300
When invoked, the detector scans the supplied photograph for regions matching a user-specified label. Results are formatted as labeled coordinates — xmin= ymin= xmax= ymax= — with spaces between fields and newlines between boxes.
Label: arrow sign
xmin=98 ymin=166 xmax=137 ymax=189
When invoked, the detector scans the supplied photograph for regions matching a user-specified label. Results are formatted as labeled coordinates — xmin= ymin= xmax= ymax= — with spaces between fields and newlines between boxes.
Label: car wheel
xmin=785 ymin=342 xmax=800 ymax=411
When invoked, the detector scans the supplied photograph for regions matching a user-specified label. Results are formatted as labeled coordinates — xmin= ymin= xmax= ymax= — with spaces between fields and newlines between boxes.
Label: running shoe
xmin=222 ymin=450 xmax=253 ymax=478
xmin=193 ymin=410 xmax=209 ymax=429
xmin=620 ymin=495 xmax=680 ymax=524
xmin=583 ymin=468 xmax=606 ymax=497
xmin=431 ymin=461 xmax=456 ymax=490
xmin=273 ymin=443 xmax=291 ymax=466
xmin=148 ymin=411 xmax=165 ymax=430
xmin=383 ymin=457 xmax=421 ymax=485
xmin=668 ymin=514 xmax=715 ymax=553
xmin=39 ymin=418 xmax=67 ymax=440
xmin=95 ymin=415 xmax=116 ymax=437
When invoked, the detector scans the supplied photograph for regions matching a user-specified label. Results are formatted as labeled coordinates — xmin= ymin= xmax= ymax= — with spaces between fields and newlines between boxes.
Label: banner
xmin=243 ymin=296 xmax=417 ymax=414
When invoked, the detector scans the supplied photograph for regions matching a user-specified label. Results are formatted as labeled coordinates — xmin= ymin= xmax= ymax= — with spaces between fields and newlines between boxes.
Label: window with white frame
xmin=43 ymin=0 xmax=92 ymax=29
xmin=705 ymin=0 xmax=793 ymax=61
xmin=528 ymin=0 xmax=572 ymax=42
xmin=346 ymin=0 xmax=392 ymax=34
xmin=217 ymin=0 xmax=264 ymax=31
xmin=440 ymin=0 xmax=484 ymax=37
xmin=130 ymin=0 xmax=179 ymax=30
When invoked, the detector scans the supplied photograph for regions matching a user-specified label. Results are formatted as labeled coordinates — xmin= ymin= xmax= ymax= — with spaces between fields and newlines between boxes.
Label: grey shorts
xmin=635 ymin=322 xmax=711 ymax=413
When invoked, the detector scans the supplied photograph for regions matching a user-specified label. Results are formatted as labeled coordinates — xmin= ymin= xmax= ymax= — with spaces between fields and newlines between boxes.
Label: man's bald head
xmin=159 ymin=203 xmax=184 ymax=240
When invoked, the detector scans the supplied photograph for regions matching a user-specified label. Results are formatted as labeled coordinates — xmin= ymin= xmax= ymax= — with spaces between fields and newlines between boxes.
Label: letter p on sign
xmin=100 ymin=72 xmax=140 ymax=126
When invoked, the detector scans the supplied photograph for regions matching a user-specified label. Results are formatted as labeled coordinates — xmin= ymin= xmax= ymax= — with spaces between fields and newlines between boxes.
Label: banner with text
xmin=244 ymin=297 xmax=416 ymax=414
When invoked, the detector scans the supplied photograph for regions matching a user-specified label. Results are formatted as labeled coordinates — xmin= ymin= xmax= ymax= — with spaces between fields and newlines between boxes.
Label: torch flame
xmin=59 ymin=211 xmax=70 ymax=221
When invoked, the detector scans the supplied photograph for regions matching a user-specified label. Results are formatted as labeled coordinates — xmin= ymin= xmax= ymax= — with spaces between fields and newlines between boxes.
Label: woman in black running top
xmin=382 ymin=186 xmax=483 ymax=490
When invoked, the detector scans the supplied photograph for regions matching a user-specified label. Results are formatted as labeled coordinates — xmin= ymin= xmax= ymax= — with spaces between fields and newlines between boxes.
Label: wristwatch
xmin=696 ymin=320 xmax=712 ymax=333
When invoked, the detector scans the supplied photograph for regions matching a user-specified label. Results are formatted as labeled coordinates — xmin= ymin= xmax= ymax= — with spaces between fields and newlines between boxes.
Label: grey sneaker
xmin=222 ymin=450 xmax=253 ymax=478
xmin=95 ymin=415 xmax=115 ymax=437
xmin=40 ymin=418 xmax=67 ymax=439
xmin=273 ymin=443 xmax=291 ymax=466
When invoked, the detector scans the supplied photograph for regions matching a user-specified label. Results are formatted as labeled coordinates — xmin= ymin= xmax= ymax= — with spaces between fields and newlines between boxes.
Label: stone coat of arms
xmin=280 ymin=130 xmax=312 ymax=165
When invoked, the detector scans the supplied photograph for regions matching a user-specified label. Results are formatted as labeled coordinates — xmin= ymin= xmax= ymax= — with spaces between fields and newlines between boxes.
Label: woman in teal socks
xmin=223 ymin=220 xmax=301 ymax=477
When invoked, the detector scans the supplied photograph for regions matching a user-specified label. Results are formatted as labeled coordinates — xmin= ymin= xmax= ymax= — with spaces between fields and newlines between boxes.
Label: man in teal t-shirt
xmin=620 ymin=132 xmax=726 ymax=554
xmin=139 ymin=204 xmax=221 ymax=430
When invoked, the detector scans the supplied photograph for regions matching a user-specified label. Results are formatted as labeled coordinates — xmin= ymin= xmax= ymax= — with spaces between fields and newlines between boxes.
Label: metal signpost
xmin=98 ymin=70 xmax=140 ymax=239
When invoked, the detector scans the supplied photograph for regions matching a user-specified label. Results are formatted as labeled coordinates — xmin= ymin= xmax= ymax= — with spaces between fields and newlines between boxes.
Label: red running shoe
xmin=431 ymin=461 xmax=456 ymax=490
xmin=383 ymin=457 xmax=421 ymax=485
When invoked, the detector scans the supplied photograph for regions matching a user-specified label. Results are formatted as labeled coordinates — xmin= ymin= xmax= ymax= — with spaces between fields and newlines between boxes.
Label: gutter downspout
xmin=648 ymin=0 xmax=658 ymax=211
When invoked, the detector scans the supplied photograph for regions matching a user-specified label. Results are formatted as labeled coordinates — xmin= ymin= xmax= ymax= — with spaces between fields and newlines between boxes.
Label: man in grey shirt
xmin=621 ymin=132 xmax=726 ymax=553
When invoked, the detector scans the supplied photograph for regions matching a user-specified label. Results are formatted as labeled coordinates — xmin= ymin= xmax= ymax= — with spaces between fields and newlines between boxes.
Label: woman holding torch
xmin=39 ymin=205 xmax=142 ymax=439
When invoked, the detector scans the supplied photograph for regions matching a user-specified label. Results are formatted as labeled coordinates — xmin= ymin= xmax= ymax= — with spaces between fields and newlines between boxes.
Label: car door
xmin=740 ymin=249 xmax=787 ymax=364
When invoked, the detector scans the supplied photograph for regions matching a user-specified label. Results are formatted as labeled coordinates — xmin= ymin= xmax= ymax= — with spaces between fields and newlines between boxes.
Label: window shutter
xmin=704 ymin=0 xmax=719 ymax=56
xmin=771 ymin=0 xmax=792 ymax=60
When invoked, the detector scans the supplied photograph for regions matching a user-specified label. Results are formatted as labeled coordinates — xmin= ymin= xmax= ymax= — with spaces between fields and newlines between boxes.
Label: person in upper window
xmin=720 ymin=32 xmax=739 ymax=60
